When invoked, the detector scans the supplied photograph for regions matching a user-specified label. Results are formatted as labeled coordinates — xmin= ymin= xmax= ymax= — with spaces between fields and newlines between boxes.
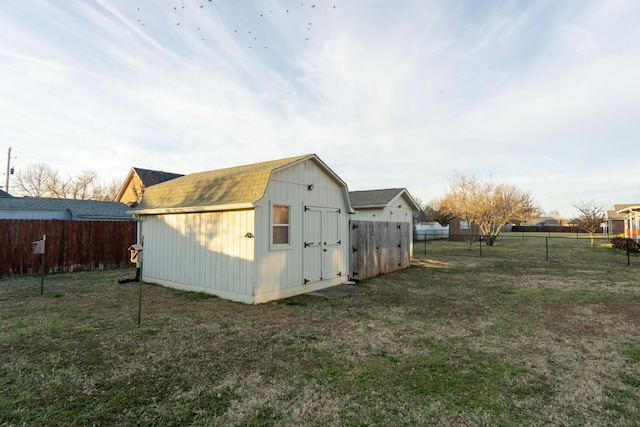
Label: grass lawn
xmin=1 ymin=233 xmax=639 ymax=426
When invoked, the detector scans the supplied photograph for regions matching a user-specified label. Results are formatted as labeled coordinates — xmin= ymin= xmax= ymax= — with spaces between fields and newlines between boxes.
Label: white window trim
xmin=270 ymin=202 xmax=292 ymax=250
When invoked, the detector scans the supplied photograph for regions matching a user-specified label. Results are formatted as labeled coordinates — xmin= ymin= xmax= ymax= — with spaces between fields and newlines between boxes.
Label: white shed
xmin=133 ymin=154 xmax=353 ymax=304
xmin=349 ymin=188 xmax=420 ymax=223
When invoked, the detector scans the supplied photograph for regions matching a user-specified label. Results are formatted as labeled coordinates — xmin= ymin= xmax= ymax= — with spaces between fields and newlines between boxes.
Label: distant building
xmin=617 ymin=205 xmax=640 ymax=242
xmin=607 ymin=204 xmax=636 ymax=236
xmin=115 ymin=167 xmax=183 ymax=207
xmin=0 ymin=197 xmax=132 ymax=221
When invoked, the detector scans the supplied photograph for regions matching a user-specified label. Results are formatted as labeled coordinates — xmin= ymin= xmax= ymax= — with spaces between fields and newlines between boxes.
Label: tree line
xmin=12 ymin=163 xmax=122 ymax=201
xmin=418 ymin=173 xmax=606 ymax=248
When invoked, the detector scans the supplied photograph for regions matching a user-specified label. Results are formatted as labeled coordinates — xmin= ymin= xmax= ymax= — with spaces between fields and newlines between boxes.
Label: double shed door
xmin=303 ymin=206 xmax=342 ymax=284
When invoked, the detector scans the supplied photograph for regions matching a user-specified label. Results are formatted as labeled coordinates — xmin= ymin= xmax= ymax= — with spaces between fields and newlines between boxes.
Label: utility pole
xmin=4 ymin=147 xmax=12 ymax=193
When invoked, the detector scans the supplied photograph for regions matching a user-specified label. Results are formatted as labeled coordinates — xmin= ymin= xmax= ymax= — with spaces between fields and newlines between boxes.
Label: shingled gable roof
xmin=349 ymin=188 xmax=420 ymax=211
xmin=115 ymin=167 xmax=184 ymax=203
xmin=0 ymin=189 xmax=12 ymax=198
xmin=135 ymin=154 xmax=349 ymax=214
xmin=133 ymin=167 xmax=184 ymax=187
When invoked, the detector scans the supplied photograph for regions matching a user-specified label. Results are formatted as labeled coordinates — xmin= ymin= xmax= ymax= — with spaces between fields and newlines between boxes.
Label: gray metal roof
xmin=349 ymin=188 xmax=419 ymax=210
xmin=0 ymin=197 xmax=133 ymax=220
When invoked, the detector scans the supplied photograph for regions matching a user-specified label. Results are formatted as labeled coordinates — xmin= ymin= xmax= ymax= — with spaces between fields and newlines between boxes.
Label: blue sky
xmin=1 ymin=0 xmax=639 ymax=217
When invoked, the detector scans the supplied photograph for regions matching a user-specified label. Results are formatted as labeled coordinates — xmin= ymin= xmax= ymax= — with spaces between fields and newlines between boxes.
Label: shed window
xmin=272 ymin=205 xmax=290 ymax=245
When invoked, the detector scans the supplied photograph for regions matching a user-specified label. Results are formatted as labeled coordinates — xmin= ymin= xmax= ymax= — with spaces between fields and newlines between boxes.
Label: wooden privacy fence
xmin=349 ymin=220 xmax=411 ymax=281
xmin=0 ymin=220 xmax=137 ymax=277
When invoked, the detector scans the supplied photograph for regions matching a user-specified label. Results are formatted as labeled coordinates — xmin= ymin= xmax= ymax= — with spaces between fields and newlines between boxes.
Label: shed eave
xmin=131 ymin=202 xmax=255 ymax=216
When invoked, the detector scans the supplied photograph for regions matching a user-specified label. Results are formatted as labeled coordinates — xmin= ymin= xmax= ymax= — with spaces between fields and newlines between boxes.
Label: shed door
xmin=303 ymin=207 xmax=323 ymax=283
xmin=303 ymin=206 xmax=342 ymax=284
xmin=322 ymin=208 xmax=342 ymax=280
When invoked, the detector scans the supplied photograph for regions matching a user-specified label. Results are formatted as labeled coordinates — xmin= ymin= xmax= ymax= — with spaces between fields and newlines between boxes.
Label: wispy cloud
xmin=1 ymin=0 xmax=639 ymax=215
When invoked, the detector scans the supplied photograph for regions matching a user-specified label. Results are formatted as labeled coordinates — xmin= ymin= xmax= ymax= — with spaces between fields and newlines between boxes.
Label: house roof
xmin=618 ymin=205 xmax=640 ymax=214
xmin=133 ymin=167 xmax=184 ymax=187
xmin=0 ymin=197 xmax=133 ymax=220
xmin=606 ymin=205 xmax=633 ymax=220
xmin=115 ymin=167 xmax=184 ymax=203
xmin=349 ymin=188 xmax=420 ymax=211
xmin=135 ymin=154 xmax=350 ymax=214
xmin=0 ymin=189 xmax=12 ymax=198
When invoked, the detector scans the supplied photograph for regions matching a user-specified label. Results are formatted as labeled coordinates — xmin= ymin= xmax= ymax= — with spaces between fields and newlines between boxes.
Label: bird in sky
xmin=136 ymin=2 xmax=338 ymax=50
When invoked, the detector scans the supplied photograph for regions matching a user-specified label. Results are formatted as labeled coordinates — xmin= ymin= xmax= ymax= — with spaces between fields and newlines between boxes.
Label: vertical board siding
xmin=349 ymin=220 xmax=411 ymax=280
xmin=255 ymin=160 xmax=349 ymax=298
xmin=142 ymin=210 xmax=254 ymax=298
xmin=0 ymin=219 xmax=136 ymax=277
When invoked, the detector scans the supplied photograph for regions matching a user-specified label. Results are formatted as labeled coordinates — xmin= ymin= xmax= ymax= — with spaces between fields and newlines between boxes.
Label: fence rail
xmin=0 ymin=219 xmax=137 ymax=277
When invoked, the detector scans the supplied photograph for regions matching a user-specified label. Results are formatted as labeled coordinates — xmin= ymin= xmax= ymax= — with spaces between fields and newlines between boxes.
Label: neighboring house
xmin=617 ymin=205 xmax=640 ymax=242
xmin=133 ymin=154 xmax=354 ymax=304
xmin=607 ymin=204 xmax=636 ymax=236
xmin=115 ymin=167 xmax=184 ymax=207
xmin=0 ymin=197 xmax=133 ymax=220
xmin=567 ymin=218 xmax=584 ymax=227
xmin=536 ymin=217 xmax=563 ymax=227
xmin=0 ymin=189 xmax=12 ymax=198
xmin=520 ymin=217 xmax=566 ymax=227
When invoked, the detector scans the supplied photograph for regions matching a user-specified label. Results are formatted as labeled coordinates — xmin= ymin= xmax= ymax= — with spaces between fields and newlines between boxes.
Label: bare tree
xmin=93 ymin=178 xmax=123 ymax=201
xmin=573 ymin=200 xmax=606 ymax=246
xmin=422 ymin=200 xmax=452 ymax=226
xmin=46 ymin=170 xmax=73 ymax=198
xmin=479 ymin=183 xmax=538 ymax=246
xmin=441 ymin=174 xmax=538 ymax=249
xmin=440 ymin=174 xmax=486 ymax=250
xmin=13 ymin=163 xmax=105 ymax=200
xmin=14 ymin=163 xmax=52 ymax=197
xmin=69 ymin=170 xmax=98 ymax=200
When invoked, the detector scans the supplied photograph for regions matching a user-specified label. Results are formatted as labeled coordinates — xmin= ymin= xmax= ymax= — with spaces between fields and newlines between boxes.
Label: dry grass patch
xmin=1 ymin=235 xmax=640 ymax=425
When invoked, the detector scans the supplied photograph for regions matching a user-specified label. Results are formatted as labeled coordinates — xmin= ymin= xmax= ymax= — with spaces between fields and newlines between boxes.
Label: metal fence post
xmin=40 ymin=252 xmax=45 ymax=294
xmin=546 ymin=237 xmax=549 ymax=261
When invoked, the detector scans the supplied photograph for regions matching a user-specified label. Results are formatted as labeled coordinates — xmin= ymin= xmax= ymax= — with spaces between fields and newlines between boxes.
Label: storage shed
xmin=133 ymin=154 xmax=353 ymax=304
xmin=348 ymin=188 xmax=420 ymax=223
xmin=348 ymin=188 xmax=420 ymax=280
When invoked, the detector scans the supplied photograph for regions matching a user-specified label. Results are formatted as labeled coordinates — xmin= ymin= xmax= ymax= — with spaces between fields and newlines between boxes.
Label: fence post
xmin=546 ymin=237 xmax=549 ymax=261
xmin=40 ymin=252 xmax=45 ymax=294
